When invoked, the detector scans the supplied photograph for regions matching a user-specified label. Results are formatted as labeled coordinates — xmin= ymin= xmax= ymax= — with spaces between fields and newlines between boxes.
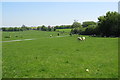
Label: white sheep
xmin=78 ymin=37 xmax=82 ymax=40
xmin=82 ymin=37 xmax=86 ymax=40
xmin=50 ymin=35 xmax=52 ymax=37
xmin=78 ymin=37 xmax=86 ymax=41
xmin=86 ymin=68 xmax=89 ymax=72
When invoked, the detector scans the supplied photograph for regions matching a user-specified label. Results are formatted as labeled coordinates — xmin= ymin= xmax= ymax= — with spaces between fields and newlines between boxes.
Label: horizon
xmin=1 ymin=2 xmax=118 ymax=27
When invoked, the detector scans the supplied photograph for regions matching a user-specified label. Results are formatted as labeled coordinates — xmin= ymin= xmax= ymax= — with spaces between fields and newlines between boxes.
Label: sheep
xmin=77 ymin=37 xmax=86 ymax=41
xmin=82 ymin=37 xmax=86 ymax=40
xmin=50 ymin=35 xmax=52 ymax=37
xmin=86 ymin=68 xmax=89 ymax=72
xmin=78 ymin=37 xmax=82 ymax=40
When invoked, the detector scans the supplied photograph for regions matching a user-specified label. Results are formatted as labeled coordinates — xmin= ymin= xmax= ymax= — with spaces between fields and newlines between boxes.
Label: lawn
xmin=2 ymin=30 xmax=118 ymax=78
xmin=56 ymin=29 xmax=71 ymax=33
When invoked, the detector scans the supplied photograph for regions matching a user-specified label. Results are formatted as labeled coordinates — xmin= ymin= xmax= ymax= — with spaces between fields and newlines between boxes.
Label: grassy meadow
xmin=2 ymin=30 xmax=118 ymax=78
xmin=56 ymin=29 xmax=71 ymax=32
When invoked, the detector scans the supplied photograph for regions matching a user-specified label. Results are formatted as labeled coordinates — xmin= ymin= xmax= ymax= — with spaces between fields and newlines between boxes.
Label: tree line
xmin=1 ymin=25 xmax=56 ymax=31
xmin=71 ymin=11 xmax=120 ymax=37
xmin=1 ymin=11 xmax=119 ymax=37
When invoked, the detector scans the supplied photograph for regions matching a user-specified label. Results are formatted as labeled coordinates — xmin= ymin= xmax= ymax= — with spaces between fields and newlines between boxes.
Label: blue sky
xmin=2 ymin=2 xmax=118 ymax=27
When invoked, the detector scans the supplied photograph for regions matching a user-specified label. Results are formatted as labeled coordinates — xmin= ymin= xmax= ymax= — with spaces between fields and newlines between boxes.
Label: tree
xmin=8 ymin=27 xmax=14 ymax=31
xmin=14 ymin=27 xmax=20 ymax=31
xmin=98 ymin=11 xmax=120 ymax=37
xmin=37 ymin=26 xmax=41 ymax=30
xmin=21 ymin=25 xmax=28 ymax=31
xmin=48 ymin=26 xmax=52 ymax=31
xmin=84 ymin=25 xmax=96 ymax=35
xmin=71 ymin=20 xmax=82 ymax=28
xmin=82 ymin=21 xmax=96 ymax=27
xmin=54 ymin=25 xmax=71 ymax=29
xmin=41 ymin=25 xmax=47 ymax=31
xmin=53 ymin=27 xmax=56 ymax=31
xmin=2 ymin=27 xmax=8 ymax=31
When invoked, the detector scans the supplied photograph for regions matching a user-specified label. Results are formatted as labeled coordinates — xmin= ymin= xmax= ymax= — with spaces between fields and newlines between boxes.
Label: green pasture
xmin=56 ymin=29 xmax=71 ymax=32
xmin=2 ymin=30 xmax=118 ymax=78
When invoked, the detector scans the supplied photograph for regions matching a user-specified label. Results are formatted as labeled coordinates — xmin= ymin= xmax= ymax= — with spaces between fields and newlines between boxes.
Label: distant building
xmin=118 ymin=1 xmax=120 ymax=13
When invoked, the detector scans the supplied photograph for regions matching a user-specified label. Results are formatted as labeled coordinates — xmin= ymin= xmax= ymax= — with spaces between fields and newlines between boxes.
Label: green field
xmin=56 ymin=29 xmax=71 ymax=32
xmin=2 ymin=30 xmax=118 ymax=78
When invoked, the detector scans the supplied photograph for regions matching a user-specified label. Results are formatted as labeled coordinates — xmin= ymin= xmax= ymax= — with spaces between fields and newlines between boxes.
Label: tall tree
xmin=82 ymin=21 xmax=96 ymax=27
xmin=41 ymin=25 xmax=47 ymax=31
xmin=98 ymin=11 xmax=120 ymax=37
xmin=71 ymin=20 xmax=81 ymax=28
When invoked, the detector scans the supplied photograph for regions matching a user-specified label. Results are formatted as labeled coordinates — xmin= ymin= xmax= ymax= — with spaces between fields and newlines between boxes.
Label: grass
xmin=56 ymin=29 xmax=71 ymax=32
xmin=0 ymin=31 xmax=2 ymax=79
xmin=2 ymin=30 xmax=118 ymax=78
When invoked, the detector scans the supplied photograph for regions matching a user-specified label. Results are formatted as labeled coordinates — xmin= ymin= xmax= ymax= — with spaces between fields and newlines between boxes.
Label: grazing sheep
xmin=50 ymin=35 xmax=52 ymax=37
xmin=78 ymin=37 xmax=86 ymax=41
xmin=78 ymin=37 xmax=82 ymax=40
xmin=82 ymin=37 xmax=86 ymax=40
xmin=86 ymin=68 xmax=89 ymax=72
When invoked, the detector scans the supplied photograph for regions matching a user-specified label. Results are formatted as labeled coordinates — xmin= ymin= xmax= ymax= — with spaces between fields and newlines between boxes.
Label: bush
xmin=5 ymin=35 xmax=11 ymax=38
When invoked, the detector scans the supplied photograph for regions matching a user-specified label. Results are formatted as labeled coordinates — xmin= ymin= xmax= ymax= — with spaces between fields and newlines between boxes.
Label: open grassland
xmin=56 ymin=29 xmax=71 ymax=32
xmin=0 ymin=31 xmax=2 ymax=79
xmin=2 ymin=30 xmax=118 ymax=78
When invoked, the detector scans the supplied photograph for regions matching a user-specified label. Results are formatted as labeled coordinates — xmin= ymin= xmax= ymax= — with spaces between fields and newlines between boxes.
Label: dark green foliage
xmin=21 ymin=25 xmax=28 ymax=31
xmin=1 ymin=27 xmax=9 ymax=31
xmin=8 ymin=27 xmax=14 ymax=31
xmin=55 ymin=25 xmax=71 ymax=29
xmin=69 ymin=33 xmax=72 ymax=36
xmin=71 ymin=21 xmax=95 ymax=35
xmin=2 ymin=11 xmax=119 ymax=37
xmin=2 ymin=25 xmax=56 ymax=32
xmin=2 ymin=25 xmax=31 ymax=31
xmin=48 ymin=26 xmax=52 ymax=31
xmin=37 ymin=25 xmax=56 ymax=31
xmin=98 ymin=11 xmax=120 ymax=37
xmin=37 ymin=26 xmax=41 ymax=30
xmin=71 ymin=11 xmax=119 ymax=37
xmin=84 ymin=25 xmax=96 ymax=35
xmin=71 ymin=21 xmax=82 ymax=28
xmin=71 ymin=28 xmax=79 ymax=34
xmin=4 ymin=35 xmax=11 ymax=38
xmin=53 ymin=28 xmax=56 ymax=31
xmin=57 ymin=33 xmax=60 ymax=36
xmin=14 ymin=27 xmax=20 ymax=31
xmin=71 ymin=27 xmax=86 ymax=35
xmin=41 ymin=25 xmax=47 ymax=31
xmin=82 ymin=21 xmax=96 ymax=27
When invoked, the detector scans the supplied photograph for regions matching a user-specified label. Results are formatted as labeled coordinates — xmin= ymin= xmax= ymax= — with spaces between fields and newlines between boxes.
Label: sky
xmin=1 ymin=2 xmax=118 ymax=27
xmin=1 ymin=0 xmax=119 ymax=2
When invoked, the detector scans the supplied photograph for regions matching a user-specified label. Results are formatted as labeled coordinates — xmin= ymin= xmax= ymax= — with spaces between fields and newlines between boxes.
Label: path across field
xmin=2 ymin=38 xmax=35 ymax=42
xmin=2 ymin=35 xmax=69 ymax=43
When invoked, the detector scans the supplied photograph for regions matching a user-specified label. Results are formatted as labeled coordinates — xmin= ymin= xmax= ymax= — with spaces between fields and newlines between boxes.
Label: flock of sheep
xmin=77 ymin=37 xmax=86 ymax=41
xmin=50 ymin=33 xmax=86 ymax=41
xmin=5 ymin=33 xmax=86 ymax=41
